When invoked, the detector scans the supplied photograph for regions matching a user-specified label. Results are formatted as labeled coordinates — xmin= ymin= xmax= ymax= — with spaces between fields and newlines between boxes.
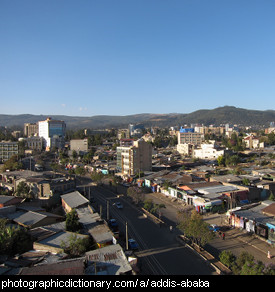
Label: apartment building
xmin=177 ymin=127 xmax=203 ymax=155
xmin=24 ymin=123 xmax=38 ymax=137
xmin=25 ymin=136 xmax=43 ymax=151
xmin=177 ymin=127 xmax=203 ymax=146
xmin=0 ymin=141 xmax=19 ymax=162
xmin=117 ymin=138 xmax=152 ymax=176
xmin=38 ymin=118 xmax=66 ymax=150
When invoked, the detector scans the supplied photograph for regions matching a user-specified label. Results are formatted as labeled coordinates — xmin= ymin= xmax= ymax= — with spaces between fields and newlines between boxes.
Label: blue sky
xmin=1 ymin=0 xmax=275 ymax=116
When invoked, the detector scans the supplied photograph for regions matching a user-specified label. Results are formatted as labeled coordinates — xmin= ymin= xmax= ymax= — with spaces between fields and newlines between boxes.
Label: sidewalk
xmin=204 ymin=213 xmax=275 ymax=265
xmin=147 ymin=193 xmax=275 ymax=266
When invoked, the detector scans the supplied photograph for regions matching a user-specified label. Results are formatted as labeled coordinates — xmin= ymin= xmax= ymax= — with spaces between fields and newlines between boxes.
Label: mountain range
xmin=0 ymin=106 xmax=274 ymax=130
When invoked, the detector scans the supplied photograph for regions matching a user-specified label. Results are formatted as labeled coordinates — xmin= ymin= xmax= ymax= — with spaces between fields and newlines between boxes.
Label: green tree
xmin=61 ymin=234 xmax=92 ymax=258
xmin=0 ymin=218 xmax=32 ymax=256
xmin=219 ymin=250 xmax=275 ymax=275
xmin=65 ymin=209 xmax=81 ymax=232
xmin=3 ymin=155 xmax=23 ymax=171
xmin=268 ymin=191 xmax=275 ymax=201
xmin=267 ymin=132 xmax=275 ymax=145
xmin=90 ymin=171 xmax=104 ymax=184
xmin=219 ymin=250 xmax=236 ymax=270
xmin=242 ymin=178 xmax=250 ymax=186
xmin=177 ymin=209 xmax=214 ymax=247
xmin=74 ymin=166 xmax=86 ymax=176
xmin=217 ymin=155 xmax=225 ymax=166
xmin=15 ymin=181 xmax=33 ymax=199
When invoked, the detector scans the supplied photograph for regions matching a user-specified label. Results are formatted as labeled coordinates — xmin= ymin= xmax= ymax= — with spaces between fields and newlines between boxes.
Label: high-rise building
xmin=38 ymin=118 xmax=66 ymax=150
xmin=24 ymin=123 xmax=38 ymax=137
xmin=117 ymin=138 xmax=152 ymax=176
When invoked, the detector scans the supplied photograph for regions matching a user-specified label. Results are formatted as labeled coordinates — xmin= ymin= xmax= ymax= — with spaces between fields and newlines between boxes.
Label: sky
xmin=1 ymin=0 xmax=275 ymax=117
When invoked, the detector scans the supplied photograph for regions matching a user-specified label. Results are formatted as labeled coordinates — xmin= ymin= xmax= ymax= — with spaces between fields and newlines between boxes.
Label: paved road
xmin=147 ymin=191 xmax=275 ymax=266
xmin=89 ymin=185 xmax=217 ymax=275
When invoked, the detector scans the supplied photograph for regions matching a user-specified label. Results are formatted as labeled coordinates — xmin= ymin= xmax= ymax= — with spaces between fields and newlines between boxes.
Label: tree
xmin=242 ymin=178 xmax=250 ymax=186
xmin=15 ymin=181 xmax=33 ymax=199
xmin=217 ymin=155 xmax=225 ymax=166
xmin=90 ymin=171 xmax=104 ymax=184
xmin=143 ymin=199 xmax=166 ymax=217
xmin=0 ymin=218 xmax=32 ymax=256
xmin=177 ymin=209 xmax=214 ymax=247
xmin=219 ymin=250 xmax=236 ymax=270
xmin=3 ymin=155 xmax=23 ymax=171
xmin=267 ymin=132 xmax=275 ymax=145
xmin=219 ymin=250 xmax=275 ymax=275
xmin=65 ymin=209 xmax=81 ymax=232
xmin=61 ymin=234 xmax=92 ymax=258
xmin=127 ymin=186 xmax=145 ymax=205
xmin=268 ymin=191 xmax=275 ymax=201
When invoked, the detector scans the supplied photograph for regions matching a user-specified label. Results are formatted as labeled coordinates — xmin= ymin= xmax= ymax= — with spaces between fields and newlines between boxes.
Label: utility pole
xmin=126 ymin=221 xmax=128 ymax=250
xmin=100 ymin=205 xmax=102 ymax=219
xmin=107 ymin=200 xmax=110 ymax=221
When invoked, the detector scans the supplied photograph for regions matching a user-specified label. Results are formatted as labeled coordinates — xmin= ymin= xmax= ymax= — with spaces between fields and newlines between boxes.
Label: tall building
xmin=177 ymin=127 xmax=203 ymax=146
xmin=177 ymin=127 xmax=203 ymax=155
xmin=117 ymin=138 xmax=152 ymax=176
xmin=0 ymin=141 xmax=19 ymax=162
xmin=38 ymin=118 xmax=66 ymax=150
xmin=24 ymin=123 xmax=38 ymax=137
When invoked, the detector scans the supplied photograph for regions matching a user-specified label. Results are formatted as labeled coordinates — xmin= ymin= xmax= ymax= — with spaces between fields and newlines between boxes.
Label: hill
xmin=0 ymin=106 xmax=274 ymax=129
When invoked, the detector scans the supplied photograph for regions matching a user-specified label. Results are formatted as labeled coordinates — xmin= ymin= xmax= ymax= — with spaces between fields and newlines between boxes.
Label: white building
xmin=38 ymin=118 xmax=66 ymax=150
xmin=193 ymin=141 xmax=225 ymax=159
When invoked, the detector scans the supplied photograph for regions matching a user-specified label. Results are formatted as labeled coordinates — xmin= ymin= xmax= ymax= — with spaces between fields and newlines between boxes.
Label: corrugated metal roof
xmin=61 ymin=191 xmax=89 ymax=209
xmin=196 ymin=185 xmax=239 ymax=195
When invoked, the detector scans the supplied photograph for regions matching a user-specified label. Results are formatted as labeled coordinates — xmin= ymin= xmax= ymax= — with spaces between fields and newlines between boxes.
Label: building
xmin=24 ymin=123 xmax=38 ymax=137
xmin=117 ymin=138 xmax=152 ymax=176
xmin=25 ymin=136 xmax=43 ymax=151
xmin=38 ymin=118 xmax=66 ymax=150
xmin=177 ymin=143 xmax=194 ymax=156
xmin=193 ymin=141 xmax=225 ymax=159
xmin=178 ymin=127 xmax=203 ymax=146
xmin=61 ymin=191 xmax=90 ymax=213
xmin=0 ymin=141 xmax=19 ymax=162
xmin=70 ymin=138 xmax=88 ymax=154
xmin=243 ymin=135 xmax=264 ymax=149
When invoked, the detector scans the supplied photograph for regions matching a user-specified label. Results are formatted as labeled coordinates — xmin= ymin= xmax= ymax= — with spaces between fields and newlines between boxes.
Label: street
xmin=86 ymin=184 xmax=217 ymax=275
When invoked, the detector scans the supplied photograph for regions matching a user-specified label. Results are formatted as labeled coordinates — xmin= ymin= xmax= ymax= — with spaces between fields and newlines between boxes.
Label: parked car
xmin=208 ymin=224 xmax=220 ymax=232
xmin=128 ymin=238 xmax=139 ymax=250
xmin=115 ymin=202 xmax=123 ymax=209
xmin=108 ymin=219 xmax=118 ymax=229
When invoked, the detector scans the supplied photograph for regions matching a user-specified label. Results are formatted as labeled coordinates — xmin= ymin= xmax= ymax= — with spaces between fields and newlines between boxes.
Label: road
xmin=83 ymin=184 xmax=217 ymax=275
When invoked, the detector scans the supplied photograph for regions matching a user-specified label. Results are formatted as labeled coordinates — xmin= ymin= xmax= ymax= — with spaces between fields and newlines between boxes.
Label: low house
xmin=227 ymin=201 xmax=275 ymax=245
xmin=87 ymin=222 xmax=116 ymax=248
xmin=0 ymin=170 xmax=76 ymax=199
xmin=85 ymin=244 xmax=132 ymax=275
xmin=19 ymin=257 xmax=86 ymax=275
xmin=6 ymin=210 xmax=63 ymax=229
xmin=33 ymin=230 xmax=89 ymax=254
xmin=61 ymin=191 xmax=90 ymax=213
xmin=0 ymin=195 xmax=23 ymax=208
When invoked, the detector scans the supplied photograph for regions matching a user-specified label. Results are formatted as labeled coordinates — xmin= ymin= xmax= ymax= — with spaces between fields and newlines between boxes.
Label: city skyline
xmin=1 ymin=0 xmax=275 ymax=116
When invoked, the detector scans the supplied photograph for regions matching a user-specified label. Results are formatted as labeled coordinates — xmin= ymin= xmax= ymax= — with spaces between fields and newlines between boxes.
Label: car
xmin=108 ymin=219 xmax=118 ymax=228
xmin=115 ymin=202 xmax=123 ymax=209
xmin=208 ymin=224 xmax=220 ymax=232
xmin=128 ymin=238 xmax=139 ymax=250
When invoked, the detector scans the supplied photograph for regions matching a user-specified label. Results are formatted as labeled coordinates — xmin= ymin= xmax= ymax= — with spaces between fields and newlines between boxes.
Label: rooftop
xmin=61 ymin=191 xmax=89 ymax=209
